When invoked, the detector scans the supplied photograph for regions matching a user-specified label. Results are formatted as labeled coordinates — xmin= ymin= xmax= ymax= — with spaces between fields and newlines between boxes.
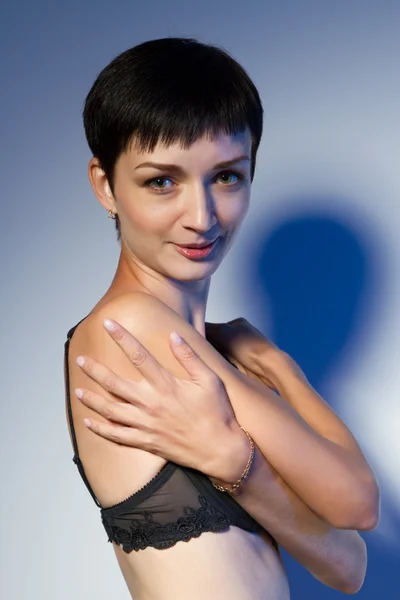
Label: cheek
xmin=123 ymin=199 xmax=176 ymax=236
xmin=218 ymin=194 xmax=250 ymax=228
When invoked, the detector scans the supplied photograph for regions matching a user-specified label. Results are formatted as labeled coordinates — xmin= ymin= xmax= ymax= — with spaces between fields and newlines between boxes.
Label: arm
xmin=80 ymin=295 xmax=378 ymax=528
xmin=207 ymin=318 xmax=380 ymax=529
xmin=215 ymin=358 xmax=379 ymax=531
xmin=75 ymin=296 xmax=370 ymax=592
xmin=211 ymin=433 xmax=367 ymax=594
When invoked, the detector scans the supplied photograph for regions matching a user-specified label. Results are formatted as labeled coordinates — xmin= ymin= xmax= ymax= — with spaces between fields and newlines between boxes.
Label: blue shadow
xmin=242 ymin=202 xmax=397 ymax=597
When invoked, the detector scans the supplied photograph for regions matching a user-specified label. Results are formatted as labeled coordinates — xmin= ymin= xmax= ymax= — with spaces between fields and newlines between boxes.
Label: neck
xmin=106 ymin=247 xmax=211 ymax=337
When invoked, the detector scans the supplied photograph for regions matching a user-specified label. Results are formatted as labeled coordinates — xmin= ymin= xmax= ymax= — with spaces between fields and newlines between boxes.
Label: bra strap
xmin=64 ymin=318 xmax=102 ymax=508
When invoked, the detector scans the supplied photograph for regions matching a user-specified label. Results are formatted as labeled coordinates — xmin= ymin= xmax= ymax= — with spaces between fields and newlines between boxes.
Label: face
xmin=100 ymin=128 xmax=252 ymax=283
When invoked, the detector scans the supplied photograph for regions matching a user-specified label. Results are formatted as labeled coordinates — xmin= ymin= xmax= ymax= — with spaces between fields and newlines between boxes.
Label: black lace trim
xmin=101 ymin=493 xmax=231 ymax=553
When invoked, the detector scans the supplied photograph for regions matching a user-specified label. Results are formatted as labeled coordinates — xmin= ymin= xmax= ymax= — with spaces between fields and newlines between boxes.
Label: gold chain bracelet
xmin=211 ymin=426 xmax=255 ymax=494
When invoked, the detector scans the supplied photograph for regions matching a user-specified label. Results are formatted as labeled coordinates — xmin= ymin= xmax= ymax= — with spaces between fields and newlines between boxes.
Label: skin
xmin=89 ymin=129 xmax=252 ymax=333
xmin=65 ymin=128 xmax=374 ymax=598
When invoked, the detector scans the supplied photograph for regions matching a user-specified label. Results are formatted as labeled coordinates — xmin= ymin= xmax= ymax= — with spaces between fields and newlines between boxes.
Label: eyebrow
xmin=134 ymin=155 xmax=250 ymax=173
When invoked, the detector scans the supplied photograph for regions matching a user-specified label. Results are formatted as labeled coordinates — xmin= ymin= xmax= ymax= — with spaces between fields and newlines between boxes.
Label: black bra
xmin=64 ymin=316 xmax=278 ymax=554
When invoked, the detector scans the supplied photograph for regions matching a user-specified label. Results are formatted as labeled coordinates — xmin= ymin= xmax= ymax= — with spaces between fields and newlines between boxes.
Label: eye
xmin=144 ymin=176 xmax=174 ymax=191
xmin=143 ymin=170 xmax=245 ymax=193
xmin=215 ymin=170 xmax=245 ymax=186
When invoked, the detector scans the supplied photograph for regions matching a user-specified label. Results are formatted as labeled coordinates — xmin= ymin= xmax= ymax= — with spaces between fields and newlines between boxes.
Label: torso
xmin=66 ymin=289 xmax=291 ymax=600
xmin=113 ymin=525 xmax=290 ymax=600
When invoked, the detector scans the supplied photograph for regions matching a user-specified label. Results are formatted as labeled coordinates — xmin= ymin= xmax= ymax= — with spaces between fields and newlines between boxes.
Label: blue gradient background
xmin=1 ymin=0 xmax=399 ymax=598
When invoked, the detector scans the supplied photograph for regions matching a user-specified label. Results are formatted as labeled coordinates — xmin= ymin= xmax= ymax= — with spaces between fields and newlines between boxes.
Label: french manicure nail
xmin=103 ymin=319 xmax=115 ymax=331
xmin=170 ymin=331 xmax=182 ymax=344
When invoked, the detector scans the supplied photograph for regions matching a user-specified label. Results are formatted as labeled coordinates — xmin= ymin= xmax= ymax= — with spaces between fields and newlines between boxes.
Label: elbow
xmin=339 ymin=539 xmax=368 ymax=595
xmin=355 ymin=502 xmax=380 ymax=532
xmin=341 ymin=580 xmax=365 ymax=595
xmin=329 ymin=478 xmax=381 ymax=531
xmin=324 ymin=536 xmax=368 ymax=595
xmin=339 ymin=573 xmax=366 ymax=595
xmin=350 ymin=477 xmax=380 ymax=531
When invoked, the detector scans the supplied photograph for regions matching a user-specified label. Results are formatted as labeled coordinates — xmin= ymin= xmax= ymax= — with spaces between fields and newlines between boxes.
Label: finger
xmin=103 ymin=319 xmax=169 ymax=386
xmin=76 ymin=355 xmax=142 ymax=406
xmin=83 ymin=417 xmax=151 ymax=450
xmin=209 ymin=339 xmax=227 ymax=356
xmin=75 ymin=387 xmax=140 ymax=427
xmin=206 ymin=338 xmax=230 ymax=361
xmin=169 ymin=331 xmax=219 ymax=389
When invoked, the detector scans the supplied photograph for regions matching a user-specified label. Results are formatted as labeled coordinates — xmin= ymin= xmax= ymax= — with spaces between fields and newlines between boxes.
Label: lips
xmin=174 ymin=238 xmax=219 ymax=259
xmin=178 ymin=239 xmax=218 ymax=248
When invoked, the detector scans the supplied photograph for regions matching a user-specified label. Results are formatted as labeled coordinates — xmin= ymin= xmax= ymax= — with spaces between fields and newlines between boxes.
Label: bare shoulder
xmin=90 ymin=293 xmax=286 ymax=447
xmin=65 ymin=292 xmax=188 ymax=509
xmin=65 ymin=292 xmax=236 ymax=508
xmin=65 ymin=291 xmax=277 ymax=507
xmin=82 ymin=291 xmax=231 ymax=378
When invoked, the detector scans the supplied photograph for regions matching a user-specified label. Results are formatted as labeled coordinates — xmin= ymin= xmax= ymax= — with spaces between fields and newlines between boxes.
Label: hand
xmin=206 ymin=318 xmax=309 ymax=391
xmin=74 ymin=320 xmax=246 ymax=483
xmin=206 ymin=317 xmax=286 ymax=390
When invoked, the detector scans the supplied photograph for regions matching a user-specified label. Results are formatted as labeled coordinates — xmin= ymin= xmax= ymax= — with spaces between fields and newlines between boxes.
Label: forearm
xmin=223 ymin=366 xmax=379 ymax=529
xmin=271 ymin=365 xmax=380 ymax=529
xmin=211 ymin=439 xmax=367 ymax=594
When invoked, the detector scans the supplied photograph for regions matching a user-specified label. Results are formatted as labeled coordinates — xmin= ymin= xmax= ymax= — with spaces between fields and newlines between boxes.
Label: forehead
xmin=124 ymin=128 xmax=252 ymax=167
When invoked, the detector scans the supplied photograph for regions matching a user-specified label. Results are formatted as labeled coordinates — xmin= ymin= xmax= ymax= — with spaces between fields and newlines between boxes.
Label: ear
xmin=87 ymin=156 xmax=117 ymax=214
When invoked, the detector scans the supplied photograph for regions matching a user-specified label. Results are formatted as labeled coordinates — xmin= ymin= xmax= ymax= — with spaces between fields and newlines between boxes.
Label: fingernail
xmin=103 ymin=319 xmax=115 ymax=331
xmin=76 ymin=356 xmax=85 ymax=366
xmin=170 ymin=331 xmax=182 ymax=344
xmin=75 ymin=388 xmax=83 ymax=399
xmin=83 ymin=418 xmax=91 ymax=428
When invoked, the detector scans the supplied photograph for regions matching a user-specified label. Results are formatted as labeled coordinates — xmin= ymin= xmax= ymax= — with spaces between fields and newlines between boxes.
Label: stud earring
xmin=108 ymin=210 xmax=116 ymax=219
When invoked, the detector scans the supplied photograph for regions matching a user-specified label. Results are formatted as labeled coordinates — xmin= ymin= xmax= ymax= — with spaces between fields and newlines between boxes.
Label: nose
xmin=181 ymin=182 xmax=218 ymax=233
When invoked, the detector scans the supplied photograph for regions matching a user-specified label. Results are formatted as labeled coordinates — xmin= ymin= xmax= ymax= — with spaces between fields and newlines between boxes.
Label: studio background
xmin=1 ymin=0 xmax=399 ymax=598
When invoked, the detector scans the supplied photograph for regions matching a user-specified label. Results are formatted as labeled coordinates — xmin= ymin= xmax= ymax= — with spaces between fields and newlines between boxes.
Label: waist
xmin=114 ymin=524 xmax=290 ymax=600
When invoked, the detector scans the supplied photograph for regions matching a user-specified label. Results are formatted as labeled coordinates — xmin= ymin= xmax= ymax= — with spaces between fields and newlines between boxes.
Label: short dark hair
xmin=83 ymin=37 xmax=264 ymax=241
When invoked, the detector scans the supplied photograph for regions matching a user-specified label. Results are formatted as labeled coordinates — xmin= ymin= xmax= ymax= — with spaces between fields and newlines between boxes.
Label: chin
xmin=166 ymin=260 xmax=222 ymax=282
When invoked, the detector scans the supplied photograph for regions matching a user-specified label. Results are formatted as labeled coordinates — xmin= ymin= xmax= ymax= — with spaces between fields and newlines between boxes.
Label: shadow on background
xmin=243 ymin=202 xmax=397 ymax=597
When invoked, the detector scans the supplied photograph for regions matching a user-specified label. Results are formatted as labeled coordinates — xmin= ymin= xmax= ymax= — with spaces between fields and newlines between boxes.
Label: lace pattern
xmin=65 ymin=321 xmax=279 ymax=555
xmin=101 ymin=493 xmax=231 ymax=552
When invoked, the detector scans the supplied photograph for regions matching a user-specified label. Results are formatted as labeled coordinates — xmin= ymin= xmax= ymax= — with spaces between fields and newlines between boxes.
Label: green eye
xmin=216 ymin=171 xmax=243 ymax=185
xmin=144 ymin=170 xmax=245 ymax=193
xmin=145 ymin=176 xmax=174 ymax=190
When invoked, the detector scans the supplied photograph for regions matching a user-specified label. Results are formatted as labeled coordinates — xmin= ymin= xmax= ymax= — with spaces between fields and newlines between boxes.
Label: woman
xmin=64 ymin=37 xmax=379 ymax=599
